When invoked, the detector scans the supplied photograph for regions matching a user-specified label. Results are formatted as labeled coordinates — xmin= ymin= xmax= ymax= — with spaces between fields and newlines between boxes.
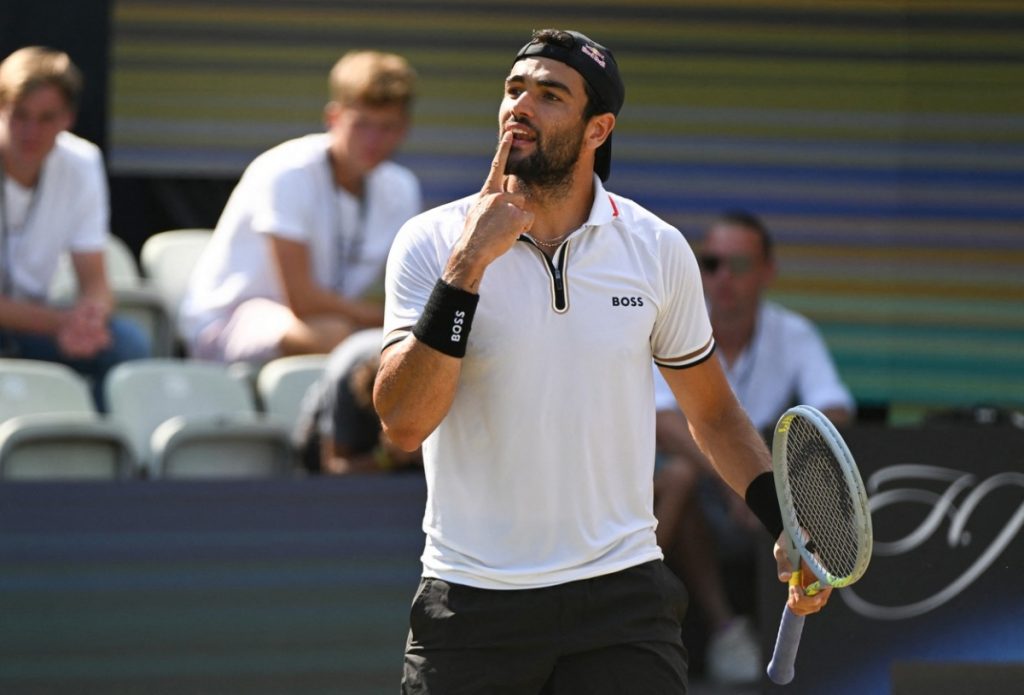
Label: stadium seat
xmin=0 ymin=359 xmax=136 ymax=480
xmin=255 ymin=354 xmax=329 ymax=431
xmin=139 ymin=229 xmax=213 ymax=346
xmin=104 ymin=358 xmax=293 ymax=479
xmin=48 ymin=235 xmax=174 ymax=357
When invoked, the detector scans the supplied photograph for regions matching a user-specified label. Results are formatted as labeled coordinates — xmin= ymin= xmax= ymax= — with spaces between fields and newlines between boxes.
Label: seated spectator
xmin=293 ymin=328 xmax=420 ymax=475
xmin=178 ymin=50 xmax=421 ymax=365
xmin=653 ymin=210 xmax=855 ymax=684
xmin=0 ymin=46 xmax=149 ymax=408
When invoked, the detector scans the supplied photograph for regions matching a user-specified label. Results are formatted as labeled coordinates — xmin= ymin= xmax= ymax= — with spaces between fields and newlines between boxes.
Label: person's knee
xmin=657 ymin=456 xmax=700 ymax=493
xmin=107 ymin=316 xmax=151 ymax=362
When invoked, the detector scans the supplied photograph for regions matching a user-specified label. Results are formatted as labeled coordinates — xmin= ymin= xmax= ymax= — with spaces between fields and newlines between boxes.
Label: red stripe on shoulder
xmin=608 ymin=195 xmax=619 ymax=217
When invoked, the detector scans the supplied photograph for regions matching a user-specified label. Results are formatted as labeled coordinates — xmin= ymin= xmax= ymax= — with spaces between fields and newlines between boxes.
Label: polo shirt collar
xmin=581 ymin=174 xmax=618 ymax=228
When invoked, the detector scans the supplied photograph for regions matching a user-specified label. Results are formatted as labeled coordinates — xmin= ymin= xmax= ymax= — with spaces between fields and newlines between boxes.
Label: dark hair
xmin=528 ymin=29 xmax=601 ymax=120
xmin=715 ymin=210 xmax=774 ymax=260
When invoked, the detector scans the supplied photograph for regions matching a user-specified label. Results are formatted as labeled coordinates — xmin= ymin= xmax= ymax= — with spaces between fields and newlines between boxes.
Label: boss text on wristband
xmin=412 ymin=279 xmax=479 ymax=358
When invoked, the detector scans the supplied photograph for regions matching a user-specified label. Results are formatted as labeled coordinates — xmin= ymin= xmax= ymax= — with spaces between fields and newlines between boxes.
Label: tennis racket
xmin=766 ymin=405 xmax=873 ymax=685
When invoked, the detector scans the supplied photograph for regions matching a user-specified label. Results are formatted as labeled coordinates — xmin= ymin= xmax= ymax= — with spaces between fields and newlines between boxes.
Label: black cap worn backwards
xmin=513 ymin=29 xmax=625 ymax=182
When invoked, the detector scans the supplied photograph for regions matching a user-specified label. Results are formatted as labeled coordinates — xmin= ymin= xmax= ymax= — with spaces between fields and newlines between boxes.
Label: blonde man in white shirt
xmin=179 ymin=51 xmax=421 ymax=364
xmin=0 ymin=46 xmax=149 ymax=408
xmin=374 ymin=30 xmax=831 ymax=694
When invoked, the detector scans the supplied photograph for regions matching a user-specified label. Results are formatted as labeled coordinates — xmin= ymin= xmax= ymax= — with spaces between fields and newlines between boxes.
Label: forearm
xmin=76 ymin=287 xmax=114 ymax=319
xmin=0 ymin=297 xmax=63 ymax=335
xmin=372 ymin=251 xmax=486 ymax=451
xmin=688 ymin=401 xmax=771 ymax=497
xmin=270 ymin=235 xmax=384 ymax=326
xmin=290 ymin=286 xmax=384 ymax=327
xmin=373 ymin=133 xmax=526 ymax=451
xmin=373 ymin=336 xmax=462 ymax=451
xmin=71 ymin=251 xmax=114 ymax=316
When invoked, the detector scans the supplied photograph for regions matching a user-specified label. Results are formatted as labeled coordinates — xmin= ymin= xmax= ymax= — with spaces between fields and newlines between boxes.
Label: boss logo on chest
xmin=611 ymin=296 xmax=644 ymax=307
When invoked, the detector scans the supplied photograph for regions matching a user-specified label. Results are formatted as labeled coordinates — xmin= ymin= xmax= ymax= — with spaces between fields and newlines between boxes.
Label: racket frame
xmin=771 ymin=404 xmax=872 ymax=592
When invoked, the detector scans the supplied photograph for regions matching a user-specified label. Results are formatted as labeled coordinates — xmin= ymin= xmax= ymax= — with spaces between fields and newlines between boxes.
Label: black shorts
xmin=402 ymin=560 xmax=689 ymax=694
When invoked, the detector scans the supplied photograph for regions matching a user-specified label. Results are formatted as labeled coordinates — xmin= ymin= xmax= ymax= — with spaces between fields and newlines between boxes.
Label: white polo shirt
xmin=383 ymin=176 xmax=714 ymax=589
xmin=654 ymin=300 xmax=855 ymax=432
xmin=179 ymin=133 xmax=421 ymax=346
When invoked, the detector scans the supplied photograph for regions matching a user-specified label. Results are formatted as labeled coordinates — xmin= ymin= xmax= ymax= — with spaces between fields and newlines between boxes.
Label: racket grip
xmin=767 ymin=605 xmax=806 ymax=685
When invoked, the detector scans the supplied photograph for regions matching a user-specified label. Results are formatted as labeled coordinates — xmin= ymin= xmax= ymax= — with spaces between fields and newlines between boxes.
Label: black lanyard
xmin=334 ymin=188 xmax=367 ymax=296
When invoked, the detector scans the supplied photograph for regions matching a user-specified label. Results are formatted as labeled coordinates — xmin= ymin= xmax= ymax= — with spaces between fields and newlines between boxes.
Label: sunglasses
xmin=698 ymin=254 xmax=755 ymax=275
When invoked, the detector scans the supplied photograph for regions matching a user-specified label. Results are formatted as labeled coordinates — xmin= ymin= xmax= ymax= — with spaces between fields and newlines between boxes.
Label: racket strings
xmin=786 ymin=417 xmax=861 ymax=580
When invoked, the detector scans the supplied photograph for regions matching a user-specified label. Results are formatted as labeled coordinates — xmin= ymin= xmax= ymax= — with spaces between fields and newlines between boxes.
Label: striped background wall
xmin=108 ymin=0 xmax=1024 ymax=419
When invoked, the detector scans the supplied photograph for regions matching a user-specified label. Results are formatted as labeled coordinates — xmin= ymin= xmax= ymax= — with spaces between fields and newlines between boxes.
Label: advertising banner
xmin=758 ymin=425 xmax=1024 ymax=694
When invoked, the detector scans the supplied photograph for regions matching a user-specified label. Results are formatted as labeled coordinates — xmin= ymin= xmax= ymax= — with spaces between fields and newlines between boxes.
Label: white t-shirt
xmin=383 ymin=176 xmax=714 ymax=590
xmin=654 ymin=300 xmax=854 ymax=432
xmin=1 ymin=131 xmax=108 ymax=300
xmin=178 ymin=133 xmax=421 ymax=345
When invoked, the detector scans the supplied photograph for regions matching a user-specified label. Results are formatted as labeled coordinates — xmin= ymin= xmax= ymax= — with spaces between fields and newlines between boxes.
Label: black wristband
xmin=745 ymin=471 xmax=784 ymax=539
xmin=412 ymin=279 xmax=479 ymax=358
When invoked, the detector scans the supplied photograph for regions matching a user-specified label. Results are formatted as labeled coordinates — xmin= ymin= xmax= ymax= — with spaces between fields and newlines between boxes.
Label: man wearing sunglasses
xmin=652 ymin=210 xmax=854 ymax=684
xmin=679 ymin=210 xmax=853 ymax=432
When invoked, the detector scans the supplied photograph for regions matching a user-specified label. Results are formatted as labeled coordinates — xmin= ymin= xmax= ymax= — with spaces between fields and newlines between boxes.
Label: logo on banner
xmin=841 ymin=464 xmax=1024 ymax=621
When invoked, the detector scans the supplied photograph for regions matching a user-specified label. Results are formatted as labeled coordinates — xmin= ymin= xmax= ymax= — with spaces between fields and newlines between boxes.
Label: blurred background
xmin=8 ymin=0 xmax=1021 ymax=422
xmin=1 ymin=1 xmax=1021 ymax=693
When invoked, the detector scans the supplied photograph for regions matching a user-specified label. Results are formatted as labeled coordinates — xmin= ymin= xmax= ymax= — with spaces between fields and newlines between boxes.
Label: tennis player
xmin=374 ymin=29 xmax=831 ymax=693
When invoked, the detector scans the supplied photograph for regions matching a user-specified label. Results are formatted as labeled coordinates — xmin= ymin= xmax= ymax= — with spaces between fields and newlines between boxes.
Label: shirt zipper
xmin=518 ymin=235 xmax=569 ymax=313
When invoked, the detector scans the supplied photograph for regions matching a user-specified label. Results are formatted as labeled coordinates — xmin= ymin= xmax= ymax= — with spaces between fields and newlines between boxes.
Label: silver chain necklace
xmin=523 ymin=231 xmax=572 ymax=248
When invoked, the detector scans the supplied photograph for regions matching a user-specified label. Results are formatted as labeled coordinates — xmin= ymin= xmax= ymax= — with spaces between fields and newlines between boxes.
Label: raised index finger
xmin=482 ymin=132 xmax=513 ymax=194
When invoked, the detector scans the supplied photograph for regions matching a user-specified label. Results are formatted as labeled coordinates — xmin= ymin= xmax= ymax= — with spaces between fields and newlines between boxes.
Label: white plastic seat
xmin=0 ymin=359 xmax=135 ymax=480
xmin=256 ymin=354 xmax=329 ymax=431
xmin=48 ymin=235 xmax=174 ymax=357
xmin=139 ymin=229 xmax=213 ymax=345
xmin=104 ymin=358 xmax=293 ymax=478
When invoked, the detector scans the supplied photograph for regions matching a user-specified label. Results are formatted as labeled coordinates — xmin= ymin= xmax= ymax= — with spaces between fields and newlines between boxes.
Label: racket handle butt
xmin=766 ymin=606 xmax=805 ymax=685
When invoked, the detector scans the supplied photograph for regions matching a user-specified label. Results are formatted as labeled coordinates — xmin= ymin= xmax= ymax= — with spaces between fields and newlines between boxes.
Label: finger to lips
xmin=483 ymin=132 xmax=513 ymax=193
